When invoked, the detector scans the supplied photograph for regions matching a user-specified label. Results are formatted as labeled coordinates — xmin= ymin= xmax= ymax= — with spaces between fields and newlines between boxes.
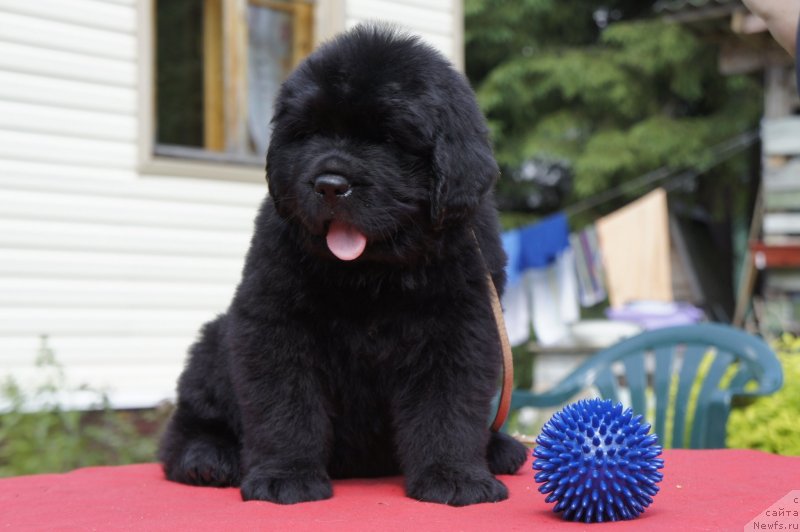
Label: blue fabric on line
xmin=501 ymin=229 xmax=523 ymax=286
xmin=518 ymin=212 xmax=570 ymax=270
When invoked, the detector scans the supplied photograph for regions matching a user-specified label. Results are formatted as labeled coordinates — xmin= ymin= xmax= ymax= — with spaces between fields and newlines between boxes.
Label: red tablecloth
xmin=0 ymin=449 xmax=798 ymax=531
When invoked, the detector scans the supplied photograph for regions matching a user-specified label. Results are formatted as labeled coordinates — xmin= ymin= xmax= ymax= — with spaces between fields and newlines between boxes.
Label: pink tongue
xmin=326 ymin=220 xmax=367 ymax=261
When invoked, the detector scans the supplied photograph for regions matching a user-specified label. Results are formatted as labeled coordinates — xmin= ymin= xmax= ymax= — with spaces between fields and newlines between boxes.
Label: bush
xmin=726 ymin=334 xmax=800 ymax=455
xmin=0 ymin=341 xmax=169 ymax=476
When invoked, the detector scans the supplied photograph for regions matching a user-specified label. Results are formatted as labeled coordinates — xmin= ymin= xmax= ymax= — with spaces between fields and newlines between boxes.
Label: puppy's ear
xmin=430 ymin=103 xmax=499 ymax=227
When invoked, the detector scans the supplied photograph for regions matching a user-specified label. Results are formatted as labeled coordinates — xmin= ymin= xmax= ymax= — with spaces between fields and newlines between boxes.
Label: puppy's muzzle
xmin=314 ymin=174 xmax=352 ymax=202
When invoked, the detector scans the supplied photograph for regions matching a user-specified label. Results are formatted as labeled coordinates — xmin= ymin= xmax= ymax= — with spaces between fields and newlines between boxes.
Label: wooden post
xmin=733 ymin=187 xmax=764 ymax=327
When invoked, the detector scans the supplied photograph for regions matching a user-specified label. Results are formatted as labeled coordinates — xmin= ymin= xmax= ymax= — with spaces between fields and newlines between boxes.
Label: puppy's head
xmin=266 ymin=25 xmax=498 ymax=263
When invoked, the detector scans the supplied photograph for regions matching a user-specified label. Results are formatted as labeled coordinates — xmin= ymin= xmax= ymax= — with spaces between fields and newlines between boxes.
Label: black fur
xmin=159 ymin=25 xmax=527 ymax=506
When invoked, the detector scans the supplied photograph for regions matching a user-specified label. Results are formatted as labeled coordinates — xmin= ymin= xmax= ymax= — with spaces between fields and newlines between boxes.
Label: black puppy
xmin=159 ymin=25 xmax=527 ymax=506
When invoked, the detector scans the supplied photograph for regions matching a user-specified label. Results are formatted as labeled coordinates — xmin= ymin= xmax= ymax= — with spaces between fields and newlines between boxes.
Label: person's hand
xmin=741 ymin=0 xmax=800 ymax=56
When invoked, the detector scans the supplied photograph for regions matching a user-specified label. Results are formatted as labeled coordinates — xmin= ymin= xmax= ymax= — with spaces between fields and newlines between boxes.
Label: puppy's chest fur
xmin=301 ymin=293 xmax=421 ymax=477
xmin=292 ymin=262 xmax=475 ymax=384
xmin=304 ymin=280 xmax=444 ymax=367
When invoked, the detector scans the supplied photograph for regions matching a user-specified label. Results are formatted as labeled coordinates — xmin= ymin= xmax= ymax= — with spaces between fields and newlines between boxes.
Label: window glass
xmin=155 ymin=0 xmax=204 ymax=149
xmin=153 ymin=0 xmax=311 ymax=166
xmin=248 ymin=5 xmax=293 ymax=155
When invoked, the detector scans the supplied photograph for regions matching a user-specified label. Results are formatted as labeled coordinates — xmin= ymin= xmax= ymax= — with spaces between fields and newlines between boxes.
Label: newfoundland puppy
xmin=159 ymin=25 xmax=527 ymax=506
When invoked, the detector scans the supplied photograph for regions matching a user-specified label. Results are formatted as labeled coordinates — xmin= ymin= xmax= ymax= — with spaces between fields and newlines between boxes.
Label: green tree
xmin=466 ymin=0 xmax=762 ymax=216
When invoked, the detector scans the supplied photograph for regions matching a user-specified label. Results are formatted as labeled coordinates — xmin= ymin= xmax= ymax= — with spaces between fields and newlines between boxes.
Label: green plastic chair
xmin=509 ymin=323 xmax=783 ymax=449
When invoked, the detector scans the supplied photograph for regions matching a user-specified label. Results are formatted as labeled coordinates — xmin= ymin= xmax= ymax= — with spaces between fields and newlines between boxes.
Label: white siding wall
xmin=0 ymin=0 xmax=462 ymax=410
xmin=345 ymin=0 xmax=463 ymax=67
xmin=0 ymin=0 xmax=262 ymax=408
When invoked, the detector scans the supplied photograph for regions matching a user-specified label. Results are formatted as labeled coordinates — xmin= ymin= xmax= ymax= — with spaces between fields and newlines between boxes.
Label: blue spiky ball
xmin=532 ymin=398 xmax=664 ymax=523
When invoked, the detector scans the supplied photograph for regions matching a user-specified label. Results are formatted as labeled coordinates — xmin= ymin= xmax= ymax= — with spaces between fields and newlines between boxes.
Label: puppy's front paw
xmin=406 ymin=465 xmax=508 ymax=506
xmin=241 ymin=471 xmax=333 ymax=504
xmin=487 ymin=431 xmax=528 ymax=475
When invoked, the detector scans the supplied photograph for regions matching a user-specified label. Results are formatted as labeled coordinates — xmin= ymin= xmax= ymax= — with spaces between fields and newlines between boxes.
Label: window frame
xmin=137 ymin=0 xmax=342 ymax=182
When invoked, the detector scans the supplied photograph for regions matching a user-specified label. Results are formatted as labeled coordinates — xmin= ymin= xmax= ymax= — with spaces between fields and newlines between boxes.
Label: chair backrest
xmin=511 ymin=323 xmax=783 ymax=449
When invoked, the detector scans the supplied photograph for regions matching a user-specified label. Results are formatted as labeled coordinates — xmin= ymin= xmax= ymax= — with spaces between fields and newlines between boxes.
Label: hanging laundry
xmin=569 ymin=225 xmax=607 ymax=307
xmin=501 ymin=229 xmax=523 ymax=288
xmin=596 ymin=188 xmax=672 ymax=308
xmin=501 ymin=273 xmax=531 ymax=346
xmin=518 ymin=212 xmax=570 ymax=269
xmin=557 ymin=247 xmax=580 ymax=326
xmin=501 ymin=212 xmax=579 ymax=346
xmin=528 ymin=247 xmax=580 ymax=346
xmin=500 ymin=229 xmax=530 ymax=346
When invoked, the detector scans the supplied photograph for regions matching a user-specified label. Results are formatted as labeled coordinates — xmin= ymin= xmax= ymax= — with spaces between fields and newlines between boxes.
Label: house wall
xmin=0 ymin=0 xmax=463 ymax=409
xmin=344 ymin=0 xmax=464 ymax=70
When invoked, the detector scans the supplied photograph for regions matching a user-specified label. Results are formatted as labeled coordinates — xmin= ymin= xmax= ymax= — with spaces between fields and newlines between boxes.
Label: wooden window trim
xmin=203 ymin=0 xmax=225 ymax=152
xmin=137 ymin=0 xmax=336 ymax=183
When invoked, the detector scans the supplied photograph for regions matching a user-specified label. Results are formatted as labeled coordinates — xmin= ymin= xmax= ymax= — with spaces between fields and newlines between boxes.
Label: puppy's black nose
xmin=314 ymin=174 xmax=351 ymax=200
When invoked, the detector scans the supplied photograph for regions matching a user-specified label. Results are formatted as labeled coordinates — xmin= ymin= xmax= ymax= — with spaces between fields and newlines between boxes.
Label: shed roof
xmin=653 ymin=0 xmax=745 ymax=26
xmin=654 ymin=0 xmax=738 ymax=13
xmin=654 ymin=0 xmax=741 ymax=22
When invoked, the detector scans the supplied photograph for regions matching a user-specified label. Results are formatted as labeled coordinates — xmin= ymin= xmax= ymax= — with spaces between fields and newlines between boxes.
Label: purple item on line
xmin=606 ymin=301 xmax=704 ymax=330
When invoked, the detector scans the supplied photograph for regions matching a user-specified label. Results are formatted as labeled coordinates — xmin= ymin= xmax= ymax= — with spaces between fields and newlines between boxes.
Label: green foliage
xmin=466 ymin=1 xmax=762 ymax=214
xmin=727 ymin=335 xmax=800 ymax=456
xmin=0 ymin=342 xmax=166 ymax=476
xmin=465 ymin=0 xmax=653 ymax=82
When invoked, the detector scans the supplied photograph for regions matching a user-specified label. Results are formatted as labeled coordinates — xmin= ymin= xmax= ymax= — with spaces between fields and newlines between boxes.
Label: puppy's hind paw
xmin=163 ymin=439 xmax=240 ymax=487
xmin=406 ymin=465 xmax=508 ymax=506
xmin=487 ymin=431 xmax=528 ymax=475
xmin=241 ymin=471 xmax=333 ymax=504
